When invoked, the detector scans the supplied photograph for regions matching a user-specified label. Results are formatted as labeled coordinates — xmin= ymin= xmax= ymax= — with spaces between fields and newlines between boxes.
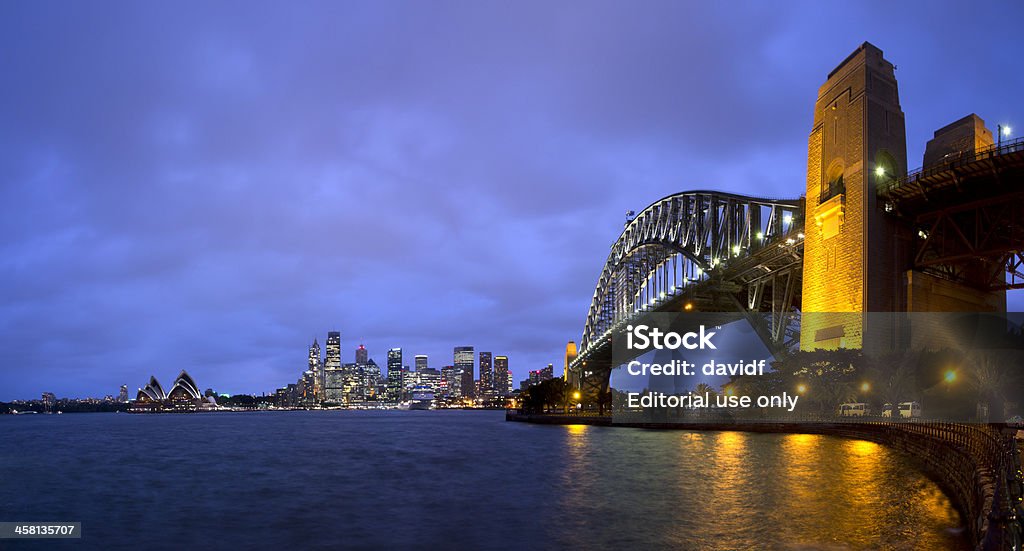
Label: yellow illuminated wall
xmin=800 ymin=43 xmax=907 ymax=353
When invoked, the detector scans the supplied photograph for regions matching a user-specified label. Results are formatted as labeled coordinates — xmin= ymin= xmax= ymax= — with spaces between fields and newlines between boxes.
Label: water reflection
xmin=0 ymin=413 xmax=969 ymax=550
xmin=551 ymin=428 xmax=967 ymax=550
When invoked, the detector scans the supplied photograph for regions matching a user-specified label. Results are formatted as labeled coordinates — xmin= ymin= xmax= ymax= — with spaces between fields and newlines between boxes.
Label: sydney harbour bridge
xmin=567 ymin=137 xmax=1024 ymax=387
xmin=567 ymin=43 xmax=1024 ymax=387
xmin=557 ymin=43 xmax=1024 ymax=549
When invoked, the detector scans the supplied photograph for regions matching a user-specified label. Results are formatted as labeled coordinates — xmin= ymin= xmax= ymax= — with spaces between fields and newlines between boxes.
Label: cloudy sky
xmin=2 ymin=1 xmax=1022 ymax=399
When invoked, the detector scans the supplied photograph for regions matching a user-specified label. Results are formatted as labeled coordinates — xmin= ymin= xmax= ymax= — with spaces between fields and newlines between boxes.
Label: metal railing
xmin=880 ymin=136 xmax=1024 ymax=196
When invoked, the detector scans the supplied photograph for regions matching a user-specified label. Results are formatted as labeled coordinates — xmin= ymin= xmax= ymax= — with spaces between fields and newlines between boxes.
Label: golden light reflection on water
xmin=552 ymin=428 xmax=966 ymax=550
xmin=684 ymin=433 xmax=963 ymax=549
xmin=559 ymin=424 xmax=593 ymax=514
xmin=566 ymin=424 xmax=587 ymax=436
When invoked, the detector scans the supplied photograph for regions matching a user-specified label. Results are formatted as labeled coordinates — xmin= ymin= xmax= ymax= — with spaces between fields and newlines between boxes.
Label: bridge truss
xmin=570 ymin=191 xmax=804 ymax=390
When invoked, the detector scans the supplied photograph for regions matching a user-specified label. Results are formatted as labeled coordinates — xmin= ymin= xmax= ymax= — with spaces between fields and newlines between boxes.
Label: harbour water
xmin=0 ymin=410 xmax=967 ymax=549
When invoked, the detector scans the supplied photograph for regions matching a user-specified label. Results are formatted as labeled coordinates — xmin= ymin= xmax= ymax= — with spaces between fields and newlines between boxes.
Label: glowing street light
xmin=944 ymin=370 xmax=957 ymax=384
xmin=860 ymin=382 xmax=871 ymax=393
xmin=998 ymin=124 xmax=1012 ymax=147
xmin=573 ymin=391 xmax=581 ymax=401
xmin=875 ymin=165 xmax=886 ymax=178
xmin=796 ymin=383 xmax=807 ymax=394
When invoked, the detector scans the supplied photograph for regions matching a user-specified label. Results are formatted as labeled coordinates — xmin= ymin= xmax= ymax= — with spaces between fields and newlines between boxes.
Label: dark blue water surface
xmin=0 ymin=411 xmax=967 ymax=550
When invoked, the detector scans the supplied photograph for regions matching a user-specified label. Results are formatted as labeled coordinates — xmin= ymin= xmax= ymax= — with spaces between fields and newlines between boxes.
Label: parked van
xmin=838 ymin=403 xmax=870 ymax=417
xmin=882 ymin=401 xmax=921 ymax=418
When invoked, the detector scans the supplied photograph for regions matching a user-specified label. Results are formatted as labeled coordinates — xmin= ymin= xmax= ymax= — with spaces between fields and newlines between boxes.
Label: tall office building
xmin=460 ymin=370 xmax=474 ymax=402
xmin=364 ymin=358 xmax=381 ymax=401
xmin=118 ymin=384 xmax=129 ymax=403
xmin=415 ymin=354 xmax=428 ymax=372
xmin=418 ymin=368 xmax=441 ymax=394
xmin=309 ymin=338 xmax=324 ymax=398
xmin=454 ymin=346 xmax=474 ymax=399
xmin=324 ymin=366 xmax=345 ymax=405
xmin=342 ymin=362 xmax=364 ymax=405
xmin=301 ymin=368 xmax=319 ymax=407
xmin=402 ymin=365 xmax=419 ymax=397
xmin=326 ymin=334 xmax=342 ymax=400
xmin=325 ymin=333 xmax=340 ymax=372
xmin=355 ymin=344 xmax=372 ymax=401
xmin=387 ymin=348 xmax=403 ymax=403
xmin=494 ymin=356 xmax=509 ymax=396
xmin=441 ymin=365 xmax=457 ymax=398
xmin=478 ymin=352 xmax=493 ymax=396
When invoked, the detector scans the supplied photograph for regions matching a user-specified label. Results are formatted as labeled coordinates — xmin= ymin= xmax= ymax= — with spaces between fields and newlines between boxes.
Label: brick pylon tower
xmin=800 ymin=42 xmax=909 ymax=352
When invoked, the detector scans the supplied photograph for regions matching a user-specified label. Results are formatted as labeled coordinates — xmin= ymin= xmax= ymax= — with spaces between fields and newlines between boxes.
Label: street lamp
xmin=998 ymin=124 xmax=1012 ymax=147
xmin=860 ymin=382 xmax=871 ymax=393
xmin=796 ymin=383 xmax=807 ymax=394
xmin=944 ymin=370 xmax=957 ymax=384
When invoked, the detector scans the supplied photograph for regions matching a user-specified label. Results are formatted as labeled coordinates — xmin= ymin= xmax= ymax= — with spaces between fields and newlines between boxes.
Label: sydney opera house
xmin=130 ymin=370 xmax=212 ymax=412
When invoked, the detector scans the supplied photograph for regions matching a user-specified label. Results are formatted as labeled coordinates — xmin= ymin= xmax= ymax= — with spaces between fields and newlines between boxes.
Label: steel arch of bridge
xmin=574 ymin=190 xmax=804 ymax=373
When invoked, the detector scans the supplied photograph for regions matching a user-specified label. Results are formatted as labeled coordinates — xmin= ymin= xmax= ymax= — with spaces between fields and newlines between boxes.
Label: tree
xmin=966 ymin=350 xmax=1022 ymax=422
xmin=867 ymin=352 xmax=914 ymax=420
xmin=519 ymin=378 xmax=568 ymax=414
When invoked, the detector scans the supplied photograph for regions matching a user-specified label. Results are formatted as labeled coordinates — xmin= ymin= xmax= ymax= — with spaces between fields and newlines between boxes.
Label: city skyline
xmin=2 ymin=1 xmax=1024 ymax=400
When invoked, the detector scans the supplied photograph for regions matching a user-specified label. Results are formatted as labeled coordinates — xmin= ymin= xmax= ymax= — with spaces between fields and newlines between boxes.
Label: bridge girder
xmin=881 ymin=137 xmax=1024 ymax=291
xmin=572 ymin=190 xmax=804 ymax=384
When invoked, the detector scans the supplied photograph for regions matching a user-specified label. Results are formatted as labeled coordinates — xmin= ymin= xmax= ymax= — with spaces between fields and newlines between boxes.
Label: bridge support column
xmin=800 ymin=42 xmax=909 ymax=355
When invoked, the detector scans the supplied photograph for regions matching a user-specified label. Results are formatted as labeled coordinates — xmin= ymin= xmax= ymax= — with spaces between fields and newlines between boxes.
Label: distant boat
xmin=409 ymin=386 xmax=434 ymax=411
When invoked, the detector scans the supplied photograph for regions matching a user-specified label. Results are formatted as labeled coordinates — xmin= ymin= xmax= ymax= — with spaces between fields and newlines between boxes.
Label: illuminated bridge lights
xmin=573 ymin=190 xmax=804 ymax=382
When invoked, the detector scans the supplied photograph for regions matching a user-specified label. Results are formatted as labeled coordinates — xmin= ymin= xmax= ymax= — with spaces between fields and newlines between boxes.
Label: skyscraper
xmin=418 ymin=367 xmax=441 ymax=394
xmin=342 ymin=362 xmax=364 ymax=405
xmin=355 ymin=344 xmax=372 ymax=401
xmin=323 ymin=329 xmax=339 ymax=399
xmin=494 ymin=356 xmax=509 ymax=396
xmin=309 ymin=337 xmax=325 ymax=401
xmin=387 ymin=348 xmax=403 ymax=403
xmin=478 ymin=352 xmax=493 ymax=396
xmin=364 ymin=358 xmax=381 ymax=401
xmin=441 ymin=365 xmax=457 ymax=398
xmin=324 ymin=366 xmax=345 ymax=405
xmin=321 ymin=333 xmax=341 ymax=405
xmin=415 ymin=354 xmax=428 ymax=372
xmin=454 ymin=346 xmax=474 ymax=399
xmin=118 ymin=384 xmax=129 ymax=403
xmin=325 ymin=333 xmax=340 ymax=372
